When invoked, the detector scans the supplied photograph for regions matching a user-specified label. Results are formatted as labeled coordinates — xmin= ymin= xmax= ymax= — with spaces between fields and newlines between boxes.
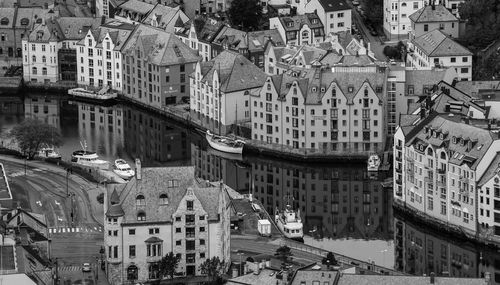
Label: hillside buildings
xmin=104 ymin=166 xmax=231 ymax=284
xmin=409 ymin=4 xmax=459 ymax=39
xmin=407 ymin=29 xmax=472 ymax=81
xmin=190 ymin=50 xmax=267 ymax=135
xmin=293 ymin=0 xmax=352 ymax=35
xmin=383 ymin=0 xmax=425 ymax=40
xmin=270 ymin=14 xmax=325 ymax=46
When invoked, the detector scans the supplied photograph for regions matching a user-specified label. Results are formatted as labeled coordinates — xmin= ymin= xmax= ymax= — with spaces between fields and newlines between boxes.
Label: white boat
xmin=71 ymin=150 xmax=109 ymax=170
xmin=367 ymin=153 xmax=381 ymax=172
xmin=68 ymin=86 xmax=117 ymax=101
xmin=275 ymin=203 xmax=304 ymax=241
xmin=113 ymin=159 xmax=135 ymax=179
xmin=205 ymin=130 xmax=245 ymax=154
xmin=37 ymin=147 xmax=61 ymax=159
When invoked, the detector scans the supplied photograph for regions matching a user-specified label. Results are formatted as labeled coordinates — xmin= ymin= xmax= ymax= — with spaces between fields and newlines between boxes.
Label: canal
xmin=1 ymin=92 xmax=499 ymax=282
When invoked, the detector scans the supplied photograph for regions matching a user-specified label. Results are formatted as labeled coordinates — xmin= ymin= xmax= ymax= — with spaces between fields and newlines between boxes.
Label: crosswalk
xmin=59 ymin=266 xmax=82 ymax=272
xmin=49 ymin=225 xmax=103 ymax=235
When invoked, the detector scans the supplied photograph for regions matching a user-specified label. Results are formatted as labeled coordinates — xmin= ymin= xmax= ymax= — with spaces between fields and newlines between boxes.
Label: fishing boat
xmin=112 ymin=159 xmax=135 ymax=179
xmin=367 ymin=153 xmax=381 ymax=172
xmin=205 ymin=130 xmax=245 ymax=154
xmin=275 ymin=194 xmax=304 ymax=241
xmin=71 ymin=141 xmax=109 ymax=170
xmin=37 ymin=147 xmax=61 ymax=159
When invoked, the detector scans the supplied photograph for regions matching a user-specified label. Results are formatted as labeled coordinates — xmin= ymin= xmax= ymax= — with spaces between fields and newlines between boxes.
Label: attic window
xmin=137 ymin=211 xmax=146 ymax=221
xmin=477 ymin=144 xmax=483 ymax=150
xmin=20 ymin=18 xmax=29 ymax=26
xmin=348 ymin=86 xmax=354 ymax=93
xmin=433 ymin=131 xmax=438 ymax=138
xmin=424 ymin=126 xmax=429 ymax=134
xmin=452 ymin=136 xmax=457 ymax=144
xmin=0 ymin=18 xmax=9 ymax=25
xmin=287 ymin=22 xmax=293 ymax=27
xmin=136 ymin=195 xmax=145 ymax=206
xmin=321 ymin=87 xmax=326 ymax=92
xmin=312 ymin=19 xmax=318 ymax=24
xmin=439 ymin=133 xmax=444 ymax=140
xmin=332 ymin=87 xmax=336 ymax=97
xmin=312 ymin=87 xmax=317 ymax=92
xmin=364 ymin=89 xmax=368 ymax=97
xmin=453 ymin=152 xmax=459 ymax=159
xmin=376 ymin=86 xmax=382 ymax=93
xmin=159 ymin=194 xmax=168 ymax=205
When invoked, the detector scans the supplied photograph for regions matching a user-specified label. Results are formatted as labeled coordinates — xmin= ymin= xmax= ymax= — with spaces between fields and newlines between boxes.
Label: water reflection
xmin=2 ymin=93 xmax=500 ymax=282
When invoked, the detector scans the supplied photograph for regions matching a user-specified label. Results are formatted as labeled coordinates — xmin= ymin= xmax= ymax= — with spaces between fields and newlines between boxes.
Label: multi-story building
xmin=103 ymin=166 xmax=231 ymax=284
xmin=383 ymin=0 xmax=425 ymax=40
xmin=269 ymin=13 xmax=325 ymax=46
xmin=22 ymin=17 xmax=101 ymax=83
xmin=393 ymin=101 xmax=500 ymax=238
xmin=247 ymin=29 xmax=284 ymax=69
xmin=0 ymin=8 xmax=17 ymax=66
xmin=190 ymin=50 xmax=267 ymax=135
xmin=140 ymin=3 xmax=189 ymax=33
xmin=76 ymin=20 xmax=135 ymax=91
xmin=406 ymin=29 xmax=472 ymax=81
xmin=114 ymin=0 xmax=155 ymax=24
xmin=264 ymin=44 xmax=328 ymax=75
xmin=176 ymin=16 xmax=224 ymax=62
xmin=409 ymin=4 xmax=459 ymax=39
xmin=121 ymin=24 xmax=200 ymax=107
xmin=300 ymin=0 xmax=352 ymax=35
xmin=251 ymin=65 xmax=387 ymax=155
xmin=322 ymin=31 xmax=375 ymax=58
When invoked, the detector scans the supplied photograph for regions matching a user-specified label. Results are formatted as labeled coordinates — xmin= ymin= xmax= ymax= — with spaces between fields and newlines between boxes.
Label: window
xmin=424 ymin=24 xmax=428 ymax=32
xmin=463 ymin=57 xmax=468 ymax=62
xmin=439 ymin=23 xmax=445 ymax=30
xmin=137 ymin=211 xmax=146 ymax=221
xmin=129 ymin=245 xmax=136 ymax=258
xmin=129 ymin=229 xmax=135 ymax=235
xmin=461 ymin=68 xmax=469 ymax=73
xmin=176 ymin=240 xmax=181 ymax=245
xmin=187 ymin=200 xmax=194 ymax=210
xmin=159 ymin=194 xmax=168 ymax=204
xmin=200 ymin=215 xmax=205 ymax=220
xmin=200 ymin=239 xmax=205 ymax=245
xmin=186 ymin=214 xmax=195 ymax=224
xmin=136 ymin=195 xmax=145 ymax=206
xmin=146 ymin=243 xmax=162 ymax=257
xmin=176 ymin=227 xmax=181 ymax=233
xmin=413 ymin=2 xmax=418 ymax=9
xmin=127 ymin=265 xmax=138 ymax=280
xmin=200 ymin=226 xmax=205 ymax=232
xmin=450 ymin=57 xmax=456 ymax=63
xmin=32 ymin=67 xmax=37 ymax=74
xmin=32 ymin=55 xmax=36 ymax=62
xmin=149 ymin=228 xmax=160 ymax=234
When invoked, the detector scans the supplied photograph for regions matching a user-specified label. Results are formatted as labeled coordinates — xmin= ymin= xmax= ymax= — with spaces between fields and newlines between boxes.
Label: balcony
xmin=396 ymin=144 xmax=402 ymax=150
xmin=395 ymin=166 xmax=402 ymax=173
xmin=460 ymin=176 xmax=469 ymax=183
xmin=395 ymin=156 xmax=402 ymax=162
xmin=395 ymin=179 xmax=402 ymax=185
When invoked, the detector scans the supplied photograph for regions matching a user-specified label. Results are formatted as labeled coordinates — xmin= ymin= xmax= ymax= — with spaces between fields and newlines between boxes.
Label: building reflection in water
xmin=24 ymin=94 xmax=61 ymax=129
xmin=394 ymin=216 xmax=500 ymax=283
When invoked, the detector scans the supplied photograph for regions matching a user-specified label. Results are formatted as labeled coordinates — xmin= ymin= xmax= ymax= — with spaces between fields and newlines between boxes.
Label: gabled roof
xmin=176 ymin=16 xmax=224 ymax=43
xmin=409 ymin=4 xmax=458 ymax=23
xmin=79 ymin=20 xmax=135 ymax=51
xmin=56 ymin=17 xmax=101 ymax=40
xmin=318 ymin=0 xmax=350 ymax=12
xmin=278 ymin=13 xmax=323 ymax=32
xmin=142 ymin=3 xmax=186 ymax=31
xmin=0 ymin=8 xmax=16 ymax=28
xmin=412 ymin=29 xmax=472 ymax=56
xmin=212 ymin=26 xmax=247 ymax=50
xmin=122 ymin=24 xmax=200 ymax=66
xmin=28 ymin=20 xmax=60 ymax=42
xmin=478 ymin=154 xmax=500 ymax=186
xmin=117 ymin=0 xmax=154 ymax=14
xmin=199 ymin=50 xmax=267 ymax=93
xmin=247 ymin=29 xmax=284 ymax=51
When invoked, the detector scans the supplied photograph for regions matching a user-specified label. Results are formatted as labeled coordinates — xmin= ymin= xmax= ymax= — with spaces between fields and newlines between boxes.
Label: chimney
xmin=232 ymin=267 xmax=239 ymax=278
xmin=430 ymin=272 xmax=435 ymax=284
xmin=135 ymin=158 xmax=142 ymax=180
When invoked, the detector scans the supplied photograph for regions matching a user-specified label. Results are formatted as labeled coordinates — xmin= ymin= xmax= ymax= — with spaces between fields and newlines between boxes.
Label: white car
xmin=82 ymin=263 xmax=91 ymax=272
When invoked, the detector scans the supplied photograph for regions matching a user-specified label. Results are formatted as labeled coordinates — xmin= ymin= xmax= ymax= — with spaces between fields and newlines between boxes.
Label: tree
xmin=228 ymin=0 xmax=263 ymax=31
xmin=275 ymin=245 xmax=293 ymax=264
xmin=322 ymin=252 xmax=338 ymax=268
xmin=96 ymin=193 xmax=104 ymax=204
xmin=159 ymin=252 xmax=180 ymax=280
xmin=200 ymin=256 xmax=225 ymax=284
xmin=364 ymin=0 xmax=383 ymax=26
xmin=9 ymin=118 xmax=62 ymax=159
xmin=383 ymin=45 xmax=400 ymax=59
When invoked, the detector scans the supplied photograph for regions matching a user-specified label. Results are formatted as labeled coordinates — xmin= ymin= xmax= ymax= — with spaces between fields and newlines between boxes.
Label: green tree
xmin=364 ymin=0 xmax=383 ymax=26
xmin=228 ymin=0 xmax=263 ymax=31
xmin=159 ymin=252 xmax=180 ymax=280
xmin=458 ymin=0 xmax=500 ymax=51
xmin=10 ymin=118 xmax=62 ymax=159
xmin=200 ymin=256 xmax=225 ymax=283
xmin=322 ymin=252 xmax=338 ymax=268
xmin=275 ymin=245 xmax=293 ymax=264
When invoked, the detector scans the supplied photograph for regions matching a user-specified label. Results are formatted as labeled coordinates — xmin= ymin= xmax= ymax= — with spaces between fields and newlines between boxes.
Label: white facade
xmin=383 ymin=0 xmax=425 ymax=39
xmin=177 ymin=24 xmax=213 ymax=62
xmin=304 ymin=0 xmax=351 ymax=35
xmin=76 ymin=31 xmax=124 ymax=91
xmin=22 ymin=37 xmax=59 ymax=83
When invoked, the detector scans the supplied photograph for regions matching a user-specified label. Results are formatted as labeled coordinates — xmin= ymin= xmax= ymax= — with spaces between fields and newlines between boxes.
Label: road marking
xmin=62 ymin=228 xmax=66 ymax=233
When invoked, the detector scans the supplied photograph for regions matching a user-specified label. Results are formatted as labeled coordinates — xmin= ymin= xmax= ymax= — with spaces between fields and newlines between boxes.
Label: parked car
xmin=82 ymin=263 xmax=91 ymax=272
xmin=352 ymin=0 xmax=360 ymax=5
xmin=370 ymin=29 xmax=378 ymax=36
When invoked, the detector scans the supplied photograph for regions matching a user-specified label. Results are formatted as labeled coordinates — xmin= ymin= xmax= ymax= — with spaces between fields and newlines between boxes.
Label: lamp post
xmin=237 ymin=252 xmax=244 ymax=275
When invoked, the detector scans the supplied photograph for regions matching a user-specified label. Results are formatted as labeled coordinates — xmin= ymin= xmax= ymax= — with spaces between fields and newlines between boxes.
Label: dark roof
xmin=199 ymin=50 xmax=267 ymax=93
xmin=56 ymin=17 xmax=102 ymax=40
xmin=278 ymin=13 xmax=323 ymax=32
xmin=412 ymin=29 xmax=472 ymax=56
xmin=106 ymin=204 xmax=125 ymax=217
xmin=145 ymin=236 xmax=163 ymax=243
xmin=318 ymin=0 xmax=350 ymax=12
xmin=409 ymin=4 xmax=458 ymax=23
xmin=478 ymin=154 xmax=500 ymax=186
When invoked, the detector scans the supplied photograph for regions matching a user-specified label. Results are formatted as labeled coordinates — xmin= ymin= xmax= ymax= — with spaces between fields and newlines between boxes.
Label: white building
xmin=190 ymin=50 xmax=267 ymax=135
xmin=409 ymin=4 xmax=459 ymax=39
xmin=76 ymin=20 xmax=135 ymax=91
xmin=407 ymin=29 xmax=472 ymax=81
xmin=104 ymin=166 xmax=231 ymax=285
xmin=383 ymin=0 xmax=425 ymax=40
xmin=176 ymin=17 xmax=224 ymax=62
xmin=251 ymin=65 xmax=387 ymax=154
xmin=269 ymin=13 xmax=325 ymax=46
xmin=293 ymin=0 xmax=351 ymax=35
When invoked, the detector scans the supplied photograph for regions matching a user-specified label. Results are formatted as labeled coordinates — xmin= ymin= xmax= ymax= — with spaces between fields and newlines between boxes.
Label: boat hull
xmin=113 ymin=169 xmax=135 ymax=180
xmin=275 ymin=216 xmax=304 ymax=240
xmin=205 ymin=132 xmax=244 ymax=154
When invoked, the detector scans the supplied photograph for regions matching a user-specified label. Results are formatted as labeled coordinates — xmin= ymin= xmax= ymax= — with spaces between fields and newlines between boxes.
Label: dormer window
xmin=364 ymin=89 xmax=368 ymax=97
xmin=348 ymin=86 xmax=354 ymax=93
xmin=312 ymin=87 xmax=317 ymax=92
xmin=312 ymin=19 xmax=318 ymax=24
xmin=136 ymin=194 xmax=145 ymax=206
xmin=439 ymin=133 xmax=444 ymax=140
xmin=433 ymin=131 xmax=438 ymax=138
xmin=287 ymin=22 xmax=293 ymax=27
xmin=332 ymin=87 xmax=336 ymax=97
xmin=159 ymin=194 xmax=168 ymax=205
xmin=137 ymin=211 xmax=146 ymax=221
xmin=452 ymin=136 xmax=457 ymax=144
xmin=424 ymin=126 xmax=429 ymax=134
xmin=321 ymin=87 xmax=326 ymax=92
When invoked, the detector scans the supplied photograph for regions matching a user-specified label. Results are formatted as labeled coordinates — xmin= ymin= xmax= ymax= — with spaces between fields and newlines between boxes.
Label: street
xmin=0 ymin=155 xmax=107 ymax=284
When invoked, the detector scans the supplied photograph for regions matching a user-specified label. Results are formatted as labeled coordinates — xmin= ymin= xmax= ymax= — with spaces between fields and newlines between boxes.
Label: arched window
xmin=364 ymin=89 xmax=368 ymax=96
xmin=136 ymin=194 xmax=145 ymax=206
xmin=301 ymin=31 xmax=309 ymax=38
xmin=0 ymin=17 xmax=9 ymax=25
xmin=32 ymin=67 xmax=37 ymax=74
xmin=137 ymin=211 xmax=146 ymax=221
xmin=20 ymin=18 xmax=29 ymax=26
xmin=159 ymin=194 xmax=168 ymax=205
xmin=32 ymin=55 xmax=36 ymax=62
xmin=427 ymin=148 xmax=433 ymax=156
xmin=42 ymin=67 xmax=47 ymax=75
xmin=42 ymin=55 xmax=46 ymax=63
xmin=440 ymin=152 xmax=446 ymax=160
xmin=127 ymin=265 xmax=138 ymax=280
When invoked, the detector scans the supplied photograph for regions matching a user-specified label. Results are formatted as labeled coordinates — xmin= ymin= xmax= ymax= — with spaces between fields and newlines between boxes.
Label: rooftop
xmin=56 ymin=17 xmax=102 ymax=40
xmin=141 ymin=3 xmax=186 ymax=31
xmin=117 ymin=0 xmax=154 ymax=14
xmin=277 ymin=13 xmax=324 ymax=32
xmin=412 ymin=29 xmax=472 ymax=57
xmin=337 ymin=274 xmax=488 ymax=285
xmin=318 ymin=0 xmax=350 ymax=12
xmin=409 ymin=4 xmax=458 ymax=23
xmin=290 ymin=270 xmax=339 ymax=285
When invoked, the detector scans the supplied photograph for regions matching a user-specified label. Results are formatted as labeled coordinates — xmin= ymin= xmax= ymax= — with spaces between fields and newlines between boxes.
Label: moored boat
xmin=68 ymin=86 xmax=117 ymax=101
xmin=71 ymin=150 xmax=109 ymax=170
xmin=205 ymin=130 xmax=244 ymax=154
xmin=367 ymin=153 xmax=381 ymax=172
xmin=37 ymin=147 xmax=61 ymax=159
xmin=275 ymin=203 xmax=304 ymax=242
xmin=113 ymin=159 xmax=135 ymax=179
